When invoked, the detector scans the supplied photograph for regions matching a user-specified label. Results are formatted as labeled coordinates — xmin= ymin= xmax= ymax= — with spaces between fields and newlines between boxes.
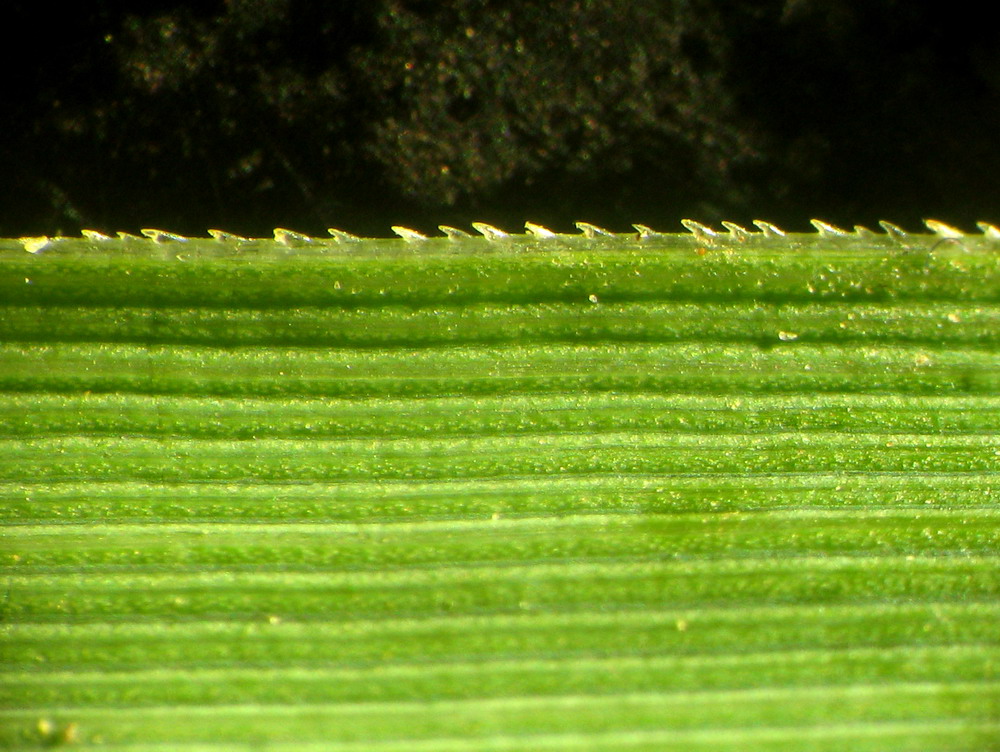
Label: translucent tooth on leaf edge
xmin=391 ymin=226 xmax=427 ymax=242
xmin=721 ymin=221 xmax=752 ymax=241
xmin=438 ymin=225 xmax=471 ymax=240
xmin=208 ymin=229 xmax=249 ymax=242
xmin=924 ymin=219 xmax=964 ymax=238
xmin=574 ymin=221 xmax=614 ymax=238
xmin=19 ymin=237 xmax=51 ymax=254
xmin=878 ymin=221 xmax=908 ymax=240
xmin=525 ymin=222 xmax=557 ymax=238
xmin=810 ymin=219 xmax=850 ymax=237
xmin=680 ymin=219 xmax=718 ymax=244
xmin=273 ymin=228 xmax=314 ymax=245
xmin=752 ymin=219 xmax=785 ymax=237
xmin=56 ymin=219 xmax=990 ymax=245
xmin=976 ymin=221 xmax=1000 ymax=239
xmin=632 ymin=224 xmax=663 ymax=239
xmin=81 ymin=229 xmax=112 ymax=241
xmin=327 ymin=228 xmax=360 ymax=243
xmin=471 ymin=222 xmax=509 ymax=241
xmin=141 ymin=229 xmax=189 ymax=243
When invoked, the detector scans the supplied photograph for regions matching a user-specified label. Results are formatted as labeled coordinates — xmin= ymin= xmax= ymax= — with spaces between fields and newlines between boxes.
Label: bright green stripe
xmin=3 ymin=473 xmax=996 ymax=523
xmin=3 ymin=392 xmax=1000 ymax=439
xmin=4 ymin=240 xmax=998 ymax=308
xmin=0 ymin=432 xmax=996 ymax=483
xmin=7 ymin=555 xmax=997 ymax=593
xmin=16 ymin=721 xmax=993 ymax=752
xmin=1 ymin=684 xmax=997 ymax=747
xmin=6 ymin=597 xmax=996 ymax=639
xmin=5 ymin=554 xmax=998 ymax=622
xmin=2 ymin=646 xmax=994 ymax=709
xmin=5 ymin=601 xmax=997 ymax=670
xmin=9 ymin=506 xmax=1000 ymax=535
xmin=2 ymin=302 xmax=998 ymax=348
xmin=5 ymin=525 xmax=997 ymax=575
xmin=1 ymin=341 xmax=998 ymax=397
xmin=6 ymin=510 xmax=1000 ymax=572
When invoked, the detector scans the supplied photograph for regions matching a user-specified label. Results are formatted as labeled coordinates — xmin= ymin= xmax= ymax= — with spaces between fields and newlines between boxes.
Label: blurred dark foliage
xmin=4 ymin=0 xmax=999 ymax=236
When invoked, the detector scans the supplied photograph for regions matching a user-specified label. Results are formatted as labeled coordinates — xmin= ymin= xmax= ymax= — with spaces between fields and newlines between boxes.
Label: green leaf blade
xmin=2 ymin=234 xmax=998 ymax=750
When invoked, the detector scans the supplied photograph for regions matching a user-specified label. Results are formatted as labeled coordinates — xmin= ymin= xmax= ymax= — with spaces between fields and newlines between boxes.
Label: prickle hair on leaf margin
xmin=17 ymin=218 xmax=1000 ymax=252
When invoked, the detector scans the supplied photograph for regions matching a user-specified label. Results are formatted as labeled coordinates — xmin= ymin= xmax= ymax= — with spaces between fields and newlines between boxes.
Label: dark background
xmin=4 ymin=0 xmax=998 ymax=238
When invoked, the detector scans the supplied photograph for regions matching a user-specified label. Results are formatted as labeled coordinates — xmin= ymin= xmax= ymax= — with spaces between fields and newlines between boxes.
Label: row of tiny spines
xmin=17 ymin=218 xmax=1000 ymax=253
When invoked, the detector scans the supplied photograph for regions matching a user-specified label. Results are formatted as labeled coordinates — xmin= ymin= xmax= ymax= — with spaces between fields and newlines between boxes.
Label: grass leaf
xmin=1 ymin=230 xmax=998 ymax=750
